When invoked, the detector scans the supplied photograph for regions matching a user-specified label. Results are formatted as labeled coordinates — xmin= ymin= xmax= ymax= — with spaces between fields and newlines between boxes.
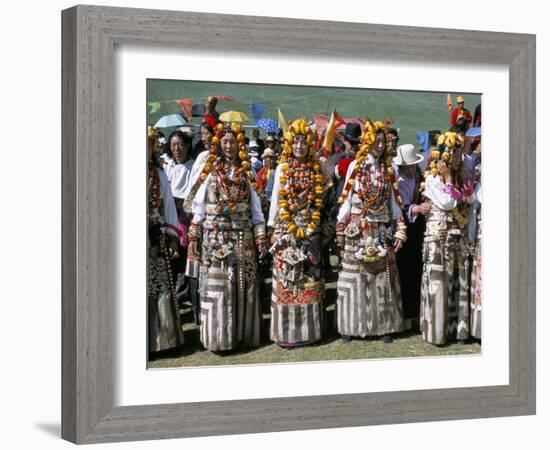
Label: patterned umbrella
xmin=219 ymin=110 xmax=250 ymax=122
xmin=255 ymin=118 xmax=278 ymax=133
xmin=154 ymin=114 xmax=186 ymax=128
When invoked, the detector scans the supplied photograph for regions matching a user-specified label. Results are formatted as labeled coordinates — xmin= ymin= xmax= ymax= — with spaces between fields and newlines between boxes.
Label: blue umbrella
xmin=466 ymin=127 xmax=481 ymax=138
xmin=255 ymin=118 xmax=278 ymax=133
xmin=154 ymin=114 xmax=186 ymax=128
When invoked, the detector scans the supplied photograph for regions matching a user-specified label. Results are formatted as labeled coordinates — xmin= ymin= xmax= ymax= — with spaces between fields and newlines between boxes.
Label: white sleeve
xmin=336 ymin=192 xmax=351 ymax=223
xmin=336 ymin=160 xmax=356 ymax=223
xmin=191 ymin=175 xmax=209 ymax=223
xmin=182 ymin=151 xmax=208 ymax=199
xmin=249 ymin=184 xmax=265 ymax=224
xmin=157 ymin=168 xmax=180 ymax=237
xmin=163 ymin=160 xmax=173 ymax=181
xmin=424 ymin=175 xmax=457 ymax=211
xmin=267 ymin=165 xmax=282 ymax=227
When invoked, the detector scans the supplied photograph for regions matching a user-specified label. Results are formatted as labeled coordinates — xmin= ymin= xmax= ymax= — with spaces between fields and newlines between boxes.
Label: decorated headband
xmin=198 ymin=122 xmax=258 ymax=191
xmin=278 ymin=118 xmax=317 ymax=163
xmin=354 ymin=118 xmax=394 ymax=165
xmin=423 ymin=130 xmax=465 ymax=180
xmin=338 ymin=117 xmax=403 ymax=208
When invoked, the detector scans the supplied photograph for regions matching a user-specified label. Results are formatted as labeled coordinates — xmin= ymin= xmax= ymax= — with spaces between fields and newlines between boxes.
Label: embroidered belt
xmin=203 ymin=215 xmax=251 ymax=231
xmin=350 ymin=212 xmax=391 ymax=223
xmin=205 ymin=203 xmax=249 ymax=214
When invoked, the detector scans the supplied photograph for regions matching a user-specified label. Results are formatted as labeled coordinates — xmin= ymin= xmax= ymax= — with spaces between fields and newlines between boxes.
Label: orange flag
xmin=447 ymin=93 xmax=453 ymax=111
xmin=175 ymin=99 xmax=193 ymax=121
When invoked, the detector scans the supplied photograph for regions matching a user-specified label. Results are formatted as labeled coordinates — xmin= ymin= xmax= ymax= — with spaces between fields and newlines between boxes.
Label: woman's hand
xmin=394 ymin=238 xmax=404 ymax=253
xmin=412 ymin=202 xmax=431 ymax=216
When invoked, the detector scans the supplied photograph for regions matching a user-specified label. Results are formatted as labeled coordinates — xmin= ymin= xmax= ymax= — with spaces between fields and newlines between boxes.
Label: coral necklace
xmin=214 ymin=158 xmax=249 ymax=213
xmin=277 ymin=157 xmax=324 ymax=240
xmin=355 ymin=160 xmax=391 ymax=214
xmin=148 ymin=165 xmax=161 ymax=210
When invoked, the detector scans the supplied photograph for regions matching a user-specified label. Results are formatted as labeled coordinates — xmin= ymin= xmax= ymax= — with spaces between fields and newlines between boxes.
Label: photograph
xmin=146 ymin=79 xmax=483 ymax=368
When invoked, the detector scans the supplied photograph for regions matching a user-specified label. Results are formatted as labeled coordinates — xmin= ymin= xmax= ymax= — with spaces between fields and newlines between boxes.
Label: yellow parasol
xmin=219 ymin=110 xmax=250 ymax=122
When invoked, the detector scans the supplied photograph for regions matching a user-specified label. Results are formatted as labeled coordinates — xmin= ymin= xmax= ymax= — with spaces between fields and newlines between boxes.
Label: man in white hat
xmin=247 ymin=140 xmax=263 ymax=172
xmin=393 ymin=144 xmax=430 ymax=329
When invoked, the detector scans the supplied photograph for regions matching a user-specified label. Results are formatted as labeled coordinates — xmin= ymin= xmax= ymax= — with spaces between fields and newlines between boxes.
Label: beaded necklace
xmin=148 ymin=165 xmax=162 ymax=218
xmin=355 ymin=159 xmax=391 ymax=214
xmin=213 ymin=158 xmax=249 ymax=214
xmin=338 ymin=118 xmax=403 ymax=211
xmin=277 ymin=157 xmax=324 ymax=240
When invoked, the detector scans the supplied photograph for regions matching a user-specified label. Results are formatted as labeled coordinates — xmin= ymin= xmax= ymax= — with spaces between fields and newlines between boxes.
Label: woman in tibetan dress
xmin=147 ymin=127 xmax=184 ymax=354
xmin=419 ymin=131 xmax=473 ymax=345
xmin=268 ymin=118 xmax=336 ymax=348
xmin=186 ymin=123 xmax=268 ymax=351
xmin=335 ymin=119 xmax=407 ymax=343
xmin=469 ymin=177 xmax=482 ymax=340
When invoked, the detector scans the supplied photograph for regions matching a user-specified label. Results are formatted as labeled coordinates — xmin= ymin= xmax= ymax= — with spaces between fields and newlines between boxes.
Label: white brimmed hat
xmin=393 ymin=144 xmax=424 ymax=166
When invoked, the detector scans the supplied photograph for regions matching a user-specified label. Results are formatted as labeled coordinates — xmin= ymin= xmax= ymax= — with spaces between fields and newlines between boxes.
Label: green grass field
xmin=149 ymin=318 xmax=481 ymax=369
xmin=147 ymin=79 xmax=481 ymax=147
xmin=149 ymin=278 xmax=481 ymax=369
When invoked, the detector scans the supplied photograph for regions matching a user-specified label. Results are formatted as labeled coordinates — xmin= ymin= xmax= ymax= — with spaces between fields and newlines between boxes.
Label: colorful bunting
xmin=175 ymin=98 xmax=193 ymax=121
xmin=148 ymin=102 xmax=161 ymax=114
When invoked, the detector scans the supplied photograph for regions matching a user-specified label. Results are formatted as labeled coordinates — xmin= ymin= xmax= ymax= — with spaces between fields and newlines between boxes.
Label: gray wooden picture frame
xmin=61 ymin=4 xmax=536 ymax=444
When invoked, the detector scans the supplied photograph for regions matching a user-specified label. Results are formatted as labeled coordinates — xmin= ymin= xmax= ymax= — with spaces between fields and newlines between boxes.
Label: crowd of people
xmin=147 ymin=95 xmax=482 ymax=357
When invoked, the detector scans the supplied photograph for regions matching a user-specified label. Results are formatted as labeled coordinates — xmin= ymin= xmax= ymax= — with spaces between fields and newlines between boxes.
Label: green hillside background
xmin=147 ymin=79 xmax=481 ymax=147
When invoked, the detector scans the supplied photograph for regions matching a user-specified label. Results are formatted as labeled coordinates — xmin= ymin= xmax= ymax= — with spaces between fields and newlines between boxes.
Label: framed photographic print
xmin=62 ymin=4 xmax=535 ymax=444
